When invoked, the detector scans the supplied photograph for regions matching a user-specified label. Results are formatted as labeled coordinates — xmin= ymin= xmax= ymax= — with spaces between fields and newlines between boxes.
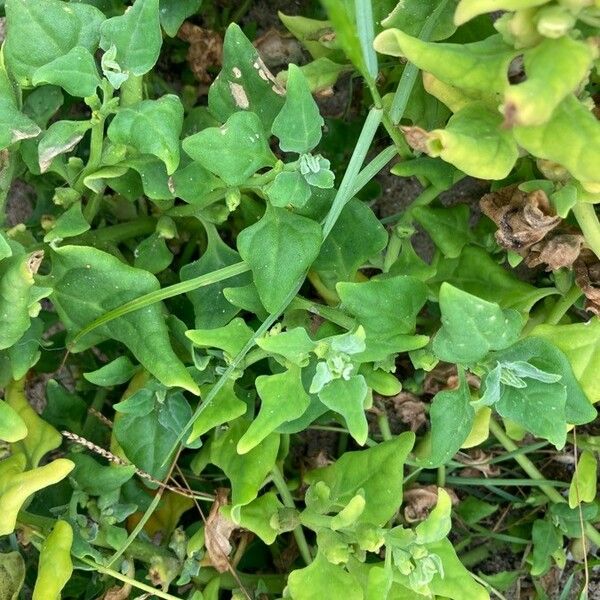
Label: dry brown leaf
xmin=480 ymin=185 xmax=561 ymax=252
xmin=424 ymin=364 xmax=479 ymax=395
xmin=178 ymin=22 xmax=223 ymax=83
xmin=205 ymin=488 xmax=237 ymax=573
xmin=254 ymin=28 xmax=304 ymax=69
xmin=400 ymin=125 xmax=430 ymax=154
xmin=525 ymin=231 xmax=584 ymax=271
xmin=456 ymin=450 xmax=500 ymax=478
xmin=403 ymin=485 xmax=459 ymax=523
xmin=575 ymin=248 xmax=600 ymax=315
xmin=389 ymin=392 xmax=427 ymax=432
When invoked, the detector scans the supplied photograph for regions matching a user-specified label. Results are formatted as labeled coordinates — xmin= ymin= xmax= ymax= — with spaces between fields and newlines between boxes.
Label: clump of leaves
xmin=0 ymin=1 xmax=599 ymax=599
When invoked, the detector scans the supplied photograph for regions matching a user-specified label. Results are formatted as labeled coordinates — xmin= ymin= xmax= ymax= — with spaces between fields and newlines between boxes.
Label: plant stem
xmin=545 ymin=285 xmax=583 ymax=325
xmin=291 ymin=296 xmax=356 ymax=330
xmin=73 ymin=217 xmax=157 ymax=244
xmin=573 ymin=202 xmax=600 ymax=260
xmin=377 ymin=412 xmax=393 ymax=441
xmin=380 ymin=185 xmax=442 ymax=224
xmin=489 ymin=418 xmax=600 ymax=548
xmin=270 ymin=465 xmax=313 ymax=565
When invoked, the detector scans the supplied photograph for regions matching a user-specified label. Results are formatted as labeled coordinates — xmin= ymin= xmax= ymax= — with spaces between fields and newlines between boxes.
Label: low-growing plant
xmin=1 ymin=0 xmax=599 ymax=598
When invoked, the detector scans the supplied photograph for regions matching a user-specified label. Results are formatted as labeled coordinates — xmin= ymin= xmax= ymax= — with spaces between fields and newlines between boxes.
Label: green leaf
xmin=428 ymin=539 xmax=489 ymax=600
xmin=278 ymin=13 xmax=339 ymax=61
xmin=43 ymin=201 xmax=90 ymax=243
xmin=134 ymin=233 xmax=173 ymax=274
xmin=6 ymin=379 xmax=62 ymax=468
xmin=568 ymin=450 xmax=597 ymax=508
xmin=455 ymin=0 xmax=551 ymax=26
xmin=531 ymin=519 xmax=562 ymax=576
xmin=373 ymin=31 xmax=515 ymax=95
xmin=0 ymin=252 xmax=47 ymax=351
xmin=38 ymin=119 xmax=91 ymax=173
xmin=43 ymin=380 xmax=87 ymax=433
xmin=256 ymin=327 xmax=316 ymax=366
xmin=223 ymin=492 xmax=283 ymax=545
xmin=314 ymin=198 xmax=388 ymax=282
xmin=180 ymin=223 xmax=250 ymax=329
xmin=170 ymin=161 xmax=222 ymax=206
xmin=4 ymin=0 xmax=105 ymax=86
xmin=83 ymin=356 xmax=137 ymax=386
xmin=114 ymin=392 xmax=191 ymax=482
xmin=108 ymin=95 xmax=184 ymax=175
xmin=319 ymin=375 xmax=370 ymax=446
xmin=0 ymin=552 xmax=26 ymax=600
xmin=186 ymin=318 xmax=254 ymax=359
xmin=337 ymin=276 xmax=429 ymax=361
xmin=267 ymin=171 xmax=312 ymax=209
xmin=208 ymin=23 xmax=285 ymax=130
xmin=492 ymin=337 xmax=596 ymax=427
xmin=159 ymin=0 xmax=202 ymax=37
xmin=210 ymin=420 xmax=280 ymax=506
xmin=187 ymin=381 xmax=247 ymax=443
xmin=411 ymin=103 xmax=519 ymax=180
xmin=237 ymin=366 xmax=311 ymax=454
xmin=417 ymin=371 xmax=475 ymax=468
xmin=513 ymin=96 xmax=600 ymax=191
xmin=531 ymin=319 xmax=600 ymax=404
xmin=32 ymin=520 xmax=73 ymax=600
xmin=50 ymin=245 xmax=200 ymax=394
xmin=0 ymin=400 xmax=27 ymax=443
xmin=277 ymin=58 xmax=353 ymax=95
xmin=70 ymin=453 xmax=136 ymax=496
xmin=413 ymin=204 xmax=471 ymax=258
xmin=237 ymin=205 xmax=322 ymax=312
xmin=288 ymin=552 xmax=363 ymax=600
xmin=381 ymin=0 xmax=457 ymax=41
xmin=433 ymin=245 xmax=556 ymax=312
xmin=0 ymin=457 xmax=74 ymax=536
xmin=415 ymin=488 xmax=452 ymax=544
xmin=433 ymin=283 xmax=523 ymax=364
xmin=0 ymin=57 xmax=41 ymax=150
xmin=183 ymin=111 xmax=275 ymax=186
xmin=271 ymin=64 xmax=323 ymax=153
xmin=99 ymin=0 xmax=162 ymax=76
xmin=31 ymin=46 xmax=101 ymax=98
xmin=503 ymin=36 xmax=593 ymax=127
xmin=306 ymin=433 xmax=415 ymax=526
xmin=390 ymin=157 xmax=459 ymax=191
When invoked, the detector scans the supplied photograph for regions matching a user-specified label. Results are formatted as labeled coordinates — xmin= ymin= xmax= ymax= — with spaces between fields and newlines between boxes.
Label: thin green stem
xmin=70 ymin=262 xmax=250 ymax=348
xmin=351 ymin=145 xmax=398 ymax=197
xmin=437 ymin=465 xmax=446 ymax=487
xmin=489 ymin=418 xmax=600 ymax=548
xmin=78 ymin=556 xmax=182 ymax=600
xmin=323 ymin=108 xmax=383 ymax=237
xmin=574 ymin=203 xmax=600 ymax=260
xmin=271 ymin=465 xmax=313 ymax=565
xmin=291 ymin=296 xmax=356 ymax=330
xmin=545 ymin=285 xmax=583 ymax=325
xmin=377 ymin=412 xmax=393 ymax=441
xmin=83 ymin=190 xmax=104 ymax=224
xmin=82 ymin=389 xmax=108 ymax=439
xmin=73 ymin=217 xmax=157 ymax=244
xmin=388 ymin=0 xmax=451 ymax=124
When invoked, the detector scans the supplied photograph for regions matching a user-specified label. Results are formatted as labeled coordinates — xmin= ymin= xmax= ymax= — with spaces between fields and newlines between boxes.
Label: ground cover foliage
xmin=0 ymin=0 xmax=600 ymax=598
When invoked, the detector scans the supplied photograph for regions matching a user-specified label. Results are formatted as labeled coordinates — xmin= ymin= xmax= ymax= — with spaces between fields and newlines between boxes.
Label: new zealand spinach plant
xmin=1 ymin=0 xmax=599 ymax=598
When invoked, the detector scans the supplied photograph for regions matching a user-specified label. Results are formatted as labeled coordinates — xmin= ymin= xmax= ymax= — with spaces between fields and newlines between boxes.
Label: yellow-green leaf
xmin=32 ymin=520 xmax=73 ymax=600
xmin=568 ymin=450 xmax=597 ymax=508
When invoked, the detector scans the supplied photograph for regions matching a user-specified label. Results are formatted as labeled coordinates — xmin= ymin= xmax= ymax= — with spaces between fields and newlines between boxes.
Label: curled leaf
xmin=178 ymin=22 xmax=222 ymax=83
xmin=480 ymin=185 xmax=560 ymax=251
xmin=525 ymin=231 xmax=584 ymax=271
xmin=574 ymin=249 xmax=600 ymax=315
xmin=205 ymin=489 xmax=237 ymax=573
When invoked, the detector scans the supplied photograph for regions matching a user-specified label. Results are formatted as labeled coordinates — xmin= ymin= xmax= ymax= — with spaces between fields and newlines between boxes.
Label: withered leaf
xmin=389 ymin=392 xmax=426 ymax=432
xmin=575 ymin=248 xmax=600 ymax=315
xmin=254 ymin=29 xmax=304 ymax=69
xmin=480 ymin=185 xmax=561 ymax=251
xmin=403 ymin=484 xmax=458 ymax=523
xmin=205 ymin=488 xmax=237 ymax=573
xmin=178 ymin=22 xmax=223 ymax=83
xmin=526 ymin=231 xmax=584 ymax=271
